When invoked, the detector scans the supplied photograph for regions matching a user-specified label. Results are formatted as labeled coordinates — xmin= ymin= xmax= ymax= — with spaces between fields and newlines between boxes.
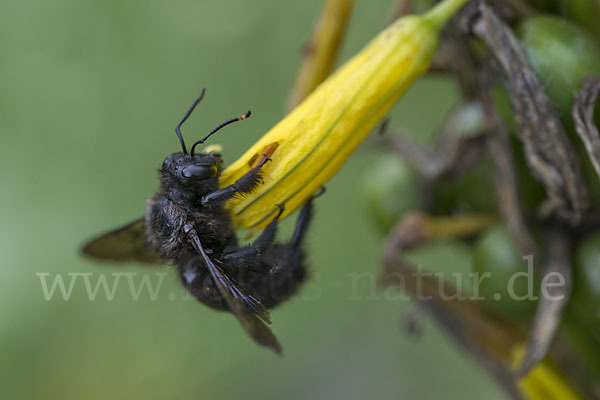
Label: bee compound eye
xmin=181 ymin=164 xmax=216 ymax=179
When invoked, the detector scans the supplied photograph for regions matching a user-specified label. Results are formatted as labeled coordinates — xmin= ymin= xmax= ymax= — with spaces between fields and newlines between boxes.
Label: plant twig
xmin=381 ymin=213 xmax=524 ymax=400
xmin=489 ymin=0 xmax=536 ymax=21
xmin=477 ymin=72 xmax=536 ymax=256
xmin=287 ymin=0 xmax=354 ymax=110
xmin=383 ymin=104 xmax=487 ymax=180
xmin=384 ymin=134 xmax=442 ymax=179
xmin=517 ymin=230 xmax=572 ymax=376
xmin=386 ymin=0 xmax=413 ymax=26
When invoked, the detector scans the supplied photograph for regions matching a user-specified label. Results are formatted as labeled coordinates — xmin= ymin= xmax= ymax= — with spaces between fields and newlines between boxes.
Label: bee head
xmin=164 ymin=89 xmax=250 ymax=187
xmin=161 ymin=151 xmax=224 ymax=184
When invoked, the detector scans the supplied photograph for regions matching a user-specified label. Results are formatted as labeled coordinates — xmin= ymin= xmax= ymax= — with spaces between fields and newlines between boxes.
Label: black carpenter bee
xmin=83 ymin=89 xmax=320 ymax=354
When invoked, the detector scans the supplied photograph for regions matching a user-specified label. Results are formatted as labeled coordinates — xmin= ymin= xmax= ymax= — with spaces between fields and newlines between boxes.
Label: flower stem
xmin=424 ymin=0 xmax=471 ymax=30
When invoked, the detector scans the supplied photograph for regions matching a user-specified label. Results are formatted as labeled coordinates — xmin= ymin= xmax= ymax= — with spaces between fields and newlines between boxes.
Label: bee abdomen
xmin=177 ymin=254 xmax=229 ymax=311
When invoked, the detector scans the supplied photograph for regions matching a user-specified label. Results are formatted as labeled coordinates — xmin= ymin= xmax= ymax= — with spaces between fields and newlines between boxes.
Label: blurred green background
xmin=0 ymin=0 xmax=505 ymax=398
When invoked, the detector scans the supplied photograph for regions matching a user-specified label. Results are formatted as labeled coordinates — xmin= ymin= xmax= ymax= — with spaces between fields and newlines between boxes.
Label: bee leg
xmin=254 ymin=243 xmax=307 ymax=308
xmin=264 ymin=188 xmax=323 ymax=274
xmin=242 ymin=191 xmax=324 ymax=308
xmin=291 ymin=187 xmax=324 ymax=247
xmin=220 ymin=204 xmax=285 ymax=271
xmin=201 ymin=156 xmax=271 ymax=206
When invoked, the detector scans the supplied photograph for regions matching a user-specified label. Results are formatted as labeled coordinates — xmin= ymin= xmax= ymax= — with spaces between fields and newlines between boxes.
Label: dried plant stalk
xmin=287 ymin=0 xmax=354 ymax=110
xmin=381 ymin=213 xmax=524 ymax=400
xmin=477 ymin=74 xmax=536 ymax=256
xmin=518 ymin=230 xmax=572 ymax=377
xmin=387 ymin=0 xmax=413 ymax=26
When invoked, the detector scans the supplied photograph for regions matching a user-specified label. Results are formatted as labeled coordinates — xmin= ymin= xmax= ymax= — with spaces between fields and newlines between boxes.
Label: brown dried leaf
xmin=469 ymin=1 xmax=588 ymax=222
xmin=573 ymin=76 xmax=600 ymax=183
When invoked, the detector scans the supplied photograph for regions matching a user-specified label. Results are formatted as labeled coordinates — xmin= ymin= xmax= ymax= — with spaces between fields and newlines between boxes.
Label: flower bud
xmin=220 ymin=0 xmax=470 ymax=231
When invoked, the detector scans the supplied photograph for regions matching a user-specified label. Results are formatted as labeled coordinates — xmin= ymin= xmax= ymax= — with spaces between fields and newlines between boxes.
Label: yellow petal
xmin=512 ymin=345 xmax=584 ymax=400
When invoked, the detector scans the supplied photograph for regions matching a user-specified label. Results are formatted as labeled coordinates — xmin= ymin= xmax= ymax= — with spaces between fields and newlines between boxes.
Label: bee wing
xmin=186 ymin=229 xmax=281 ymax=354
xmin=82 ymin=218 xmax=162 ymax=264
xmin=205 ymin=259 xmax=282 ymax=354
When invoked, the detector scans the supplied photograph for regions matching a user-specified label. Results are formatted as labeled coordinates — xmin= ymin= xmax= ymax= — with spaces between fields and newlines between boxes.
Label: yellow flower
xmin=512 ymin=345 xmax=584 ymax=400
xmin=518 ymin=363 xmax=584 ymax=400
xmin=220 ymin=0 xmax=470 ymax=232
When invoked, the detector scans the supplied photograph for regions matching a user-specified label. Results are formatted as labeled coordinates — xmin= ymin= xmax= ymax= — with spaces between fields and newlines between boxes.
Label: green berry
xmin=360 ymin=154 xmax=419 ymax=233
xmin=472 ymin=226 xmax=539 ymax=317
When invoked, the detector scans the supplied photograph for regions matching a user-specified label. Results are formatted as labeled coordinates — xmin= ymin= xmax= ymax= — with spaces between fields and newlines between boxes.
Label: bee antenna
xmin=176 ymin=89 xmax=206 ymax=154
xmin=190 ymin=110 xmax=251 ymax=156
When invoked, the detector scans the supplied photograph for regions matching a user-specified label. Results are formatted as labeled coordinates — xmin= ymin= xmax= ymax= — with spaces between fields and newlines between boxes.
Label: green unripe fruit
xmin=472 ymin=226 xmax=539 ymax=317
xmin=517 ymin=15 xmax=600 ymax=117
xmin=360 ymin=154 xmax=419 ymax=233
